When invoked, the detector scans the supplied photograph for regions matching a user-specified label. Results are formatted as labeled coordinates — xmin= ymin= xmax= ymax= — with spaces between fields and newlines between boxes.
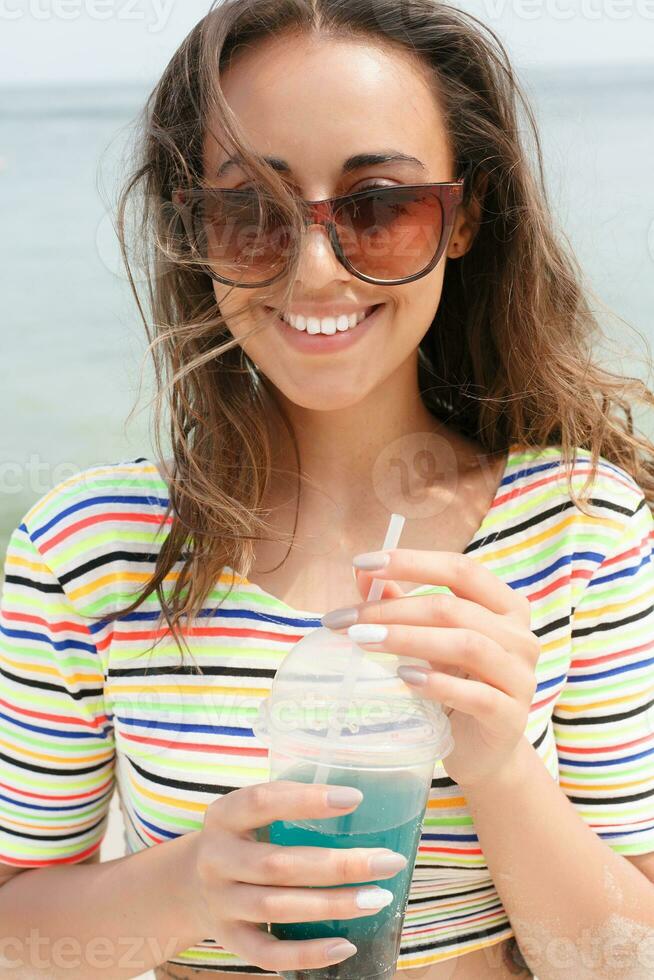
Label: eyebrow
xmin=215 ymin=151 xmax=427 ymax=179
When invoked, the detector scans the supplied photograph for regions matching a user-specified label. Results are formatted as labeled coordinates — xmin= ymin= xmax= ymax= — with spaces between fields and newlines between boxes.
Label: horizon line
xmin=1 ymin=57 xmax=653 ymax=90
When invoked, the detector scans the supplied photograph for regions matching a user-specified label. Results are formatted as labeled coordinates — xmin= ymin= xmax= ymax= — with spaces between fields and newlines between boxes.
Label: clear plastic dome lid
xmin=254 ymin=626 xmax=454 ymax=769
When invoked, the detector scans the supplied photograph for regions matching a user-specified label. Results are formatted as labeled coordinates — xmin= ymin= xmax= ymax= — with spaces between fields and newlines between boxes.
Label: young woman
xmin=2 ymin=2 xmax=654 ymax=978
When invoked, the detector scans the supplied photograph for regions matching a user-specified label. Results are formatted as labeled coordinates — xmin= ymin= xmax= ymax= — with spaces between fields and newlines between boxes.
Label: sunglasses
xmin=172 ymin=176 xmax=466 ymax=288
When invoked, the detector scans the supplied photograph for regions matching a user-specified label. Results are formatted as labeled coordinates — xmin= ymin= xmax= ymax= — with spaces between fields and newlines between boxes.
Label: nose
xmin=292 ymin=222 xmax=351 ymax=288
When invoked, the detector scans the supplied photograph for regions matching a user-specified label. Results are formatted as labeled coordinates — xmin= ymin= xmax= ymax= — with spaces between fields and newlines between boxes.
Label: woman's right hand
xmin=189 ymin=779 xmax=409 ymax=975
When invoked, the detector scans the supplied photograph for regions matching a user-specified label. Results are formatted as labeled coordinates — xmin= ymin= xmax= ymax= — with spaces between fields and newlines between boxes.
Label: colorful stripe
xmin=2 ymin=445 xmax=654 ymax=972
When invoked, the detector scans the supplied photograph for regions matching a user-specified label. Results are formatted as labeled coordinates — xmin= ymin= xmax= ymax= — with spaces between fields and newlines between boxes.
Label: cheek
xmin=212 ymin=285 xmax=263 ymax=339
xmin=394 ymin=276 xmax=445 ymax=348
xmin=416 ymin=264 xmax=445 ymax=313
xmin=213 ymin=296 xmax=279 ymax=376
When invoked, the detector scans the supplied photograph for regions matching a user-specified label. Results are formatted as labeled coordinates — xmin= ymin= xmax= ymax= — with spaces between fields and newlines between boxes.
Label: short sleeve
xmin=552 ymin=490 xmax=654 ymax=856
xmin=0 ymin=521 xmax=115 ymax=867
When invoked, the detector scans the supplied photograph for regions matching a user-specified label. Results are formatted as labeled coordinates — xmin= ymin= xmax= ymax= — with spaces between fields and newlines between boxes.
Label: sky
xmin=1 ymin=0 xmax=653 ymax=86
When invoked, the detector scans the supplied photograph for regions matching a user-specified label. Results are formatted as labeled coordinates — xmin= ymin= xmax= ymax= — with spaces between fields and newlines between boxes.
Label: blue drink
xmin=260 ymin=763 xmax=429 ymax=980
xmin=252 ymin=624 xmax=454 ymax=977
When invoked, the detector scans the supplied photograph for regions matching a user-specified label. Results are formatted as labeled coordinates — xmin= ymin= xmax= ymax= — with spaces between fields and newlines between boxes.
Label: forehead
xmin=204 ymin=32 xmax=453 ymax=178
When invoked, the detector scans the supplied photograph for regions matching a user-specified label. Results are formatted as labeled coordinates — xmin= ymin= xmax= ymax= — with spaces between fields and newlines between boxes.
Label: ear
xmin=446 ymin=170 xmax=488 ymax=260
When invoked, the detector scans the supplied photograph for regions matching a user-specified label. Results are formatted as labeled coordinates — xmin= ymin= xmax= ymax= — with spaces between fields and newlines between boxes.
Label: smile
xmin=268 ymin=304 xmax=385 ymax=355
xmin=279 ymin=306 xmax=376 ymax=334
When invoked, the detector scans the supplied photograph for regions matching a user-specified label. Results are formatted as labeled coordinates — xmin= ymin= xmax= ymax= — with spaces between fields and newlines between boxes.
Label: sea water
xmin=260 ymin=763 xmax=430 ymax=980
xmin=3 ymin=66 xmax=654 ymax=567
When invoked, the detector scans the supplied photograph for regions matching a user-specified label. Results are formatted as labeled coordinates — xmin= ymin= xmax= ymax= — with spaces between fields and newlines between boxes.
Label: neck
xmin=260 ymin=352 xmax=474 ymax=522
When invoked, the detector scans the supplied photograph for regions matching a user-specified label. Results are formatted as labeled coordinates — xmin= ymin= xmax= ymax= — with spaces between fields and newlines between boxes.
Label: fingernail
xmin=321 ymin=606 xmax=359 ymax=630
xmin=355 ymin=886 xmax=394 ymax=910
xmin=325 ymin=940 xmax=357 ymax=961
xmin=326 ymin=787 xmax=363 ymax=808
xmin=397 ymin=665 xmax=429 ymax=686
xmin=369 ymin=852 xmax=408 ymax=875
xmin=353 ymin=551 xmax=390 ymax=570
xmin=348 ymin=624 xmax=388 ymax=643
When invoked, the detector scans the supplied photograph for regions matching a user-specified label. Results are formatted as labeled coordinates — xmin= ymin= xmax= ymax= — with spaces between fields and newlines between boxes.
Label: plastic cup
xmin=254 ymin=627 xmax=454 ymax=980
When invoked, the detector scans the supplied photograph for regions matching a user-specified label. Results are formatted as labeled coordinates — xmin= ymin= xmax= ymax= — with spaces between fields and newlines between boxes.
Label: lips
xmin=272 ymin=303 xmax=385 ymax=354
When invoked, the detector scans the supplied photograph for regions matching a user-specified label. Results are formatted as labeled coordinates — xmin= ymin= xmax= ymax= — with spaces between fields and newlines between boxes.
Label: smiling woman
xmin=2 ymin=1 xmax=654 ymax=979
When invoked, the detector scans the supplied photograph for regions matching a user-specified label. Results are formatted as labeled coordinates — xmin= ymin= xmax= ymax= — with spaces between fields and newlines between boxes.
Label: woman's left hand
xmin=321 ymin=548 xmax=540 ymax=790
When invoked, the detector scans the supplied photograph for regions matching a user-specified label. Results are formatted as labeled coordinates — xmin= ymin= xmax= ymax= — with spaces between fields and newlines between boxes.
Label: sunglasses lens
xmin=335 ymin=187 xmax=444 ymax=281
xmin=193 ymin=189 xmax=292 ymax=285
xmin=185 ymin=186 xmax=446 ymax=285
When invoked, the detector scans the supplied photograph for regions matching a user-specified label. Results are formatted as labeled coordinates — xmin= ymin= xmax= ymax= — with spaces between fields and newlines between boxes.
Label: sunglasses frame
xmin=172 ymin=176 xmax=467 ymax=288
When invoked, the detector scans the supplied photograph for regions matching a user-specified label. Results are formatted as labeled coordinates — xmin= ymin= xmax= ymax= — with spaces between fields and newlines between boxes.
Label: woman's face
xmin=203 ymin=32 xmax=476 ymax=411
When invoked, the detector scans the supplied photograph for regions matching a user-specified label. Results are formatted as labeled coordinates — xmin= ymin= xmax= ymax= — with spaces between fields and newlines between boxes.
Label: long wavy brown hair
xmin=94 ymin=0 xmax=654 ymax=661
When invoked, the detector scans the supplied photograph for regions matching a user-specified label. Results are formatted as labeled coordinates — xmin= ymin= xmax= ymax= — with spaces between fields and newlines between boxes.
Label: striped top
xmin=2 ymin=443 xmax=654 ymax=973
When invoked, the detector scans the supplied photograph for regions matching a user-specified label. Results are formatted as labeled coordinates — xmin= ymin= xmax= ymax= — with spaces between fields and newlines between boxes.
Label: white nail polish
xmin=348 ymin=624 xmax=388 ymax=643
xmin=355 ymin=886 xmax=394 ymax=910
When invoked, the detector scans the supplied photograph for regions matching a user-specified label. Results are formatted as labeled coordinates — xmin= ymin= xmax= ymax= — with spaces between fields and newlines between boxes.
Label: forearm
xmin=0 ymin=830 xmax=203 ymax=979
xmin=461 ymin=736 xmax=654 ymax=980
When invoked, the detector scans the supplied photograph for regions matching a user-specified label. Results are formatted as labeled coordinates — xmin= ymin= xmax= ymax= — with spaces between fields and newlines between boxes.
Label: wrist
xmin=457 ymin=736 xmax=534 ymax=797
xmin=162 ymin=828 xmax=208 ymax=940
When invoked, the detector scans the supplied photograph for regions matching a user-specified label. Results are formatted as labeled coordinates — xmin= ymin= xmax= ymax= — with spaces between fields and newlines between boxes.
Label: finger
xmin=352 ymin=625 xmax=532 ymax=700
xmin=354 ymin=565 xmax=404 ymax=601
xmin=353 ymin=591 xmax=533 ymax=657
xmin=217 ymin=779 xmax=363 ymax=836
xmin=220 ymin=921 xmax=358 ymax=974
xmin=223 ymin=835 xmax=407 ymax=887
xmin=355 ymin=549 xmax=526 ymax=618
xmin=228 ymin=880 xmax=395 ymax=924
xmin=410 ymin=670 xmax=522 ymax=732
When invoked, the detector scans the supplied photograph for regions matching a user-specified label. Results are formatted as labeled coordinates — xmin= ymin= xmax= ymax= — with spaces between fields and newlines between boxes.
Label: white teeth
xmin=281 ymin=308 xmax=372 ymax=333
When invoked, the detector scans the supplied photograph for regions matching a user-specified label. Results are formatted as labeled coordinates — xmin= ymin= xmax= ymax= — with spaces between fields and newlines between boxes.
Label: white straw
xmin=312 ymin=513 xmax=406 ymax=785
